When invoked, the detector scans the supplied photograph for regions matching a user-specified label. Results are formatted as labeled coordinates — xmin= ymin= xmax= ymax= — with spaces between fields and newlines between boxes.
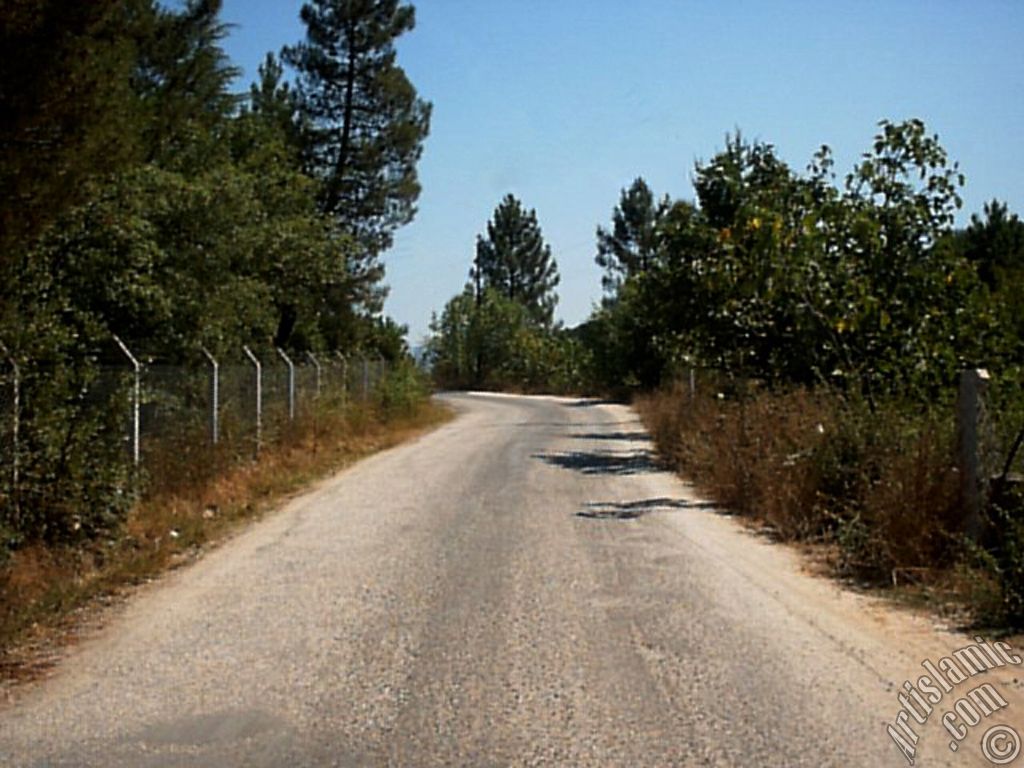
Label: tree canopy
xmin=285 ymin=0 xmax=431 ymax=266
xmin=595 ymin=178 xmax=670 ymax=295
xmin=472 ymin=194 xmax=560 ymax=327
xmin=0 ymin=0 xmax=430 ymax=546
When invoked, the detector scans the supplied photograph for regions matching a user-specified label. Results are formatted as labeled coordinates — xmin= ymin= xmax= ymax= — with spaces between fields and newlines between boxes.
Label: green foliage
xmin=364 ymin=317 xmax=411 ymax=363
xmin=585 ymin=121 xmax=1000 ymax=400
xmin=13 ymin=365 xmax=136 ymax=545
xmin=472 ymin=195 xmax=561 ymax=327
xmin=375 ymin=358 xmax=430 ymax=418
xmin=245 ymin=53 xmax=301 ymax=153
xmin=957 ymin=200 xmax=1024 ymax=290
xmin=595 ymin=178 xmax=670 ymax=294
xmin=0 ymin=0 xmax=141 ymax=266
xmin=970 ymin=479 xmax=1024 ymax=628
xmin=0 ymin=0 xmax=427 ymax=554
xmin=427 ymin=288 xmax=586 ymax=394
xmin=951 ymin=201 xmax=1024 ymax=367
xmin=133 ymin=0 xmax=241 ymax=170
xmin=285 ymin=0 xmax=431 ymax=267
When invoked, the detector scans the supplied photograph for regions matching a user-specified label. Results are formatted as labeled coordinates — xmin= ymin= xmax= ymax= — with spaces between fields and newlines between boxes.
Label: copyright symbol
xmin=982 ymin=724 xmax=1021 ymax=765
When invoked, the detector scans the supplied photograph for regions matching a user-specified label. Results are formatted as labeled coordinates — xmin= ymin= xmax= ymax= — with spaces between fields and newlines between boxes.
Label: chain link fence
xmin=0 ymin=355 xmax=18 ymax=538
xmin=0 ymin=343 xmax=390 ymax=545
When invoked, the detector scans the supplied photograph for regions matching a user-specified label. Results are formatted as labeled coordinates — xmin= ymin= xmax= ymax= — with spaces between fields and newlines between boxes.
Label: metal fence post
xmin=306 ymin=351 xmax=322 ymax=399
xmin=112 ymin=334 xmax=141 ymax=467
xmin=201 ymin=347 xmax=219 ymax=445
xmin=957 ymin=368 xmax=991 ymax=540
xmin=339 ymin=352 xmax=348 ymax=404
xmin=689 ymin=367 xmax=696 ymax=403
xmin=1 ymin=341 xmax=19 ymax=523
xmin=362 ymin=354 xmax=370 ymax=401
xmin=277 ymin=348 xmax=295 ymax=421
xmin=243 ymin=346 xmax=262 ymax=454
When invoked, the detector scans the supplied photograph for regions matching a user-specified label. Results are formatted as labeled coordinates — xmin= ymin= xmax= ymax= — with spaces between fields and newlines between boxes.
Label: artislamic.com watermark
xmin=888 ymin=637 xmax=1022 ymax=765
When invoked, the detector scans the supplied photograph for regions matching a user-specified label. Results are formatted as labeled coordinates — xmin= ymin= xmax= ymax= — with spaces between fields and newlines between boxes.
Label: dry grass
xmin=636 ymin=380 xmax=964 ymax=584
xmin=637 ymin=381 xmax=834 ymax=538
xmin=0 ymin=397 xmax=452 ymax=681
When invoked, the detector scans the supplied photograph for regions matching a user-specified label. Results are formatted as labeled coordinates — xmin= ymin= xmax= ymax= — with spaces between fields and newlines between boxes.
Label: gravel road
xmin=1 ymin=393 xmax=1021 ymax=767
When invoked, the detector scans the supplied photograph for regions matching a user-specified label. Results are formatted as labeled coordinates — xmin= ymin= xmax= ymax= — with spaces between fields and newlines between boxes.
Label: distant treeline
xmin=429 ymin=119 xmax=1024 ymax=402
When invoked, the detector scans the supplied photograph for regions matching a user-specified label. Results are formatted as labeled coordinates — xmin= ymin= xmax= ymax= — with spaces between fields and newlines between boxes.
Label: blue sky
xmin=220 ymin=0 xmax=1024 ymax=345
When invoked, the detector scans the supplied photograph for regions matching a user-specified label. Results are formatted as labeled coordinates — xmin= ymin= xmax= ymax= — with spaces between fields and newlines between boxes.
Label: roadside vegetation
xmin=1 ymin=363 xmax=446 ymax=676
xmin=428 ymin=120 xmax=1024 ymax=628
xmin=1 ymin=1 xmax=440 ymax=666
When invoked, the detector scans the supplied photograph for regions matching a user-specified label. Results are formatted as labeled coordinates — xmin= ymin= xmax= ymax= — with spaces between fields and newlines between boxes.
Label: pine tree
xmin=595 ymin=177 xmax=669 ymax=295
xmin=957 ymin=200 xmax=1024 ymax=290
xmin=247 ymin=53 xmax=299 ymax=150
xmin=284 ymin=0 xmax=431 ymax=262
xmin=472 ymin=194 xmax=560 ymax=327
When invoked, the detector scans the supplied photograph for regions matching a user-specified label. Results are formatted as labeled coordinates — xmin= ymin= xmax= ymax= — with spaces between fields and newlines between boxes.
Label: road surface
xmin=1 ymin=393 xmax=1021 ymax=766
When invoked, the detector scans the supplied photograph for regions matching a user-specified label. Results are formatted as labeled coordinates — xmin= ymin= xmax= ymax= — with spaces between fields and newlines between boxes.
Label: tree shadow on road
xmin=568 ymin=431 xmax=649 ymax=442
xmin=576 ymin=498 xmax=717 ymax=520
xmin=509 ymin=420 xmax=637 ymax=429
xmin=533 ymin=448 xmax=661 ymax=476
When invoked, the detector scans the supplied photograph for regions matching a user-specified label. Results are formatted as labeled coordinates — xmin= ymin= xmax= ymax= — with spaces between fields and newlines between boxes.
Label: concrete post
xmin=957 ymin=368 xmax=991 ymax=540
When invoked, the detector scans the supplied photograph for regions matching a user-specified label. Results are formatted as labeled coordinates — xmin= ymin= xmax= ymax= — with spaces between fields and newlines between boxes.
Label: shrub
xmin=976 ymin=478 xmax=1024 ymax=627
xmin=637 ymin=380 xmax=964 ymax=585
xmin=375 ymin=360 xmax=430 ymax=418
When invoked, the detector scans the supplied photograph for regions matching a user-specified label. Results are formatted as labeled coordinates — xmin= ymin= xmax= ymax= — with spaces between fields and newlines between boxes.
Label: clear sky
xmin=219 ymin=0 xmax=1024 ymax=346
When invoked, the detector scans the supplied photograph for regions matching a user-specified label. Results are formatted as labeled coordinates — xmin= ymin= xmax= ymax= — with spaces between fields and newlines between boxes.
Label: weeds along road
xmin=1 ymin=393 xmax=1019 ymax=767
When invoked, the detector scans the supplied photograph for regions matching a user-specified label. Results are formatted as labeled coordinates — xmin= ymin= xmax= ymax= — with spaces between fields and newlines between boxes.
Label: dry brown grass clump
xmin=636 ymin=380 xmax=963 ymax=585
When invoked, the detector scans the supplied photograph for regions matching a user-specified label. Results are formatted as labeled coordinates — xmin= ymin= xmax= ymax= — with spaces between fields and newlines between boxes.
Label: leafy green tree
xmin=595 ymin=178 xmax=670 ymax=294
xmin=472 ymin=194 xmax=560 ymax=327
xmin=427 ymin=287 xmax=583 ymax=392
xmin=285 ymin=0 xmax=431 ymax=267
xmin=427 ymin=289 xmax=477 ymax=387
xmin=953 ymin=200 xmax=1024 ymax=366
xmin=364 ymin=316 xmax=410 ymax=362
xmin=231 ymin=66 xmax=356 ymax=352
xmin=585 ymin=121 xmax=985 ymax=396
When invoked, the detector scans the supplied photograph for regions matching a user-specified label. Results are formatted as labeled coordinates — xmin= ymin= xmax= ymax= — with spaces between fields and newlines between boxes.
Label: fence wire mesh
xmin=0 ymin=364 xmax=17 ymax=534
xmin=0 ymin=348 xmax=387 ymax=543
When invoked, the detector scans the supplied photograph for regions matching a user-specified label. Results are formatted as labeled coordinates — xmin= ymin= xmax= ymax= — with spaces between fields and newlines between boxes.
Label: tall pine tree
xmin=472 ymin=194 xmax=560 ymax=327
xmin=595 ymin=177 xmax=669 ymax=295
xmin=284 ymin=0 xmax=431 ymax=271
